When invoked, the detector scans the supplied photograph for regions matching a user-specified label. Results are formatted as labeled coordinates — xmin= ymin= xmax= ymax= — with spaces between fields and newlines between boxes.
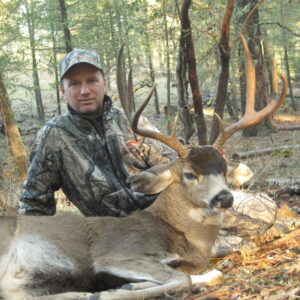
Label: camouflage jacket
xmin=19 ymin=96 xmax=169 ymax=217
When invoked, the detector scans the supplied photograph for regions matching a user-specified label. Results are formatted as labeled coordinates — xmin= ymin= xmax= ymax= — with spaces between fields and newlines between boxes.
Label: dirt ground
xmin=0 ymin=91 xmax=299 ymax=299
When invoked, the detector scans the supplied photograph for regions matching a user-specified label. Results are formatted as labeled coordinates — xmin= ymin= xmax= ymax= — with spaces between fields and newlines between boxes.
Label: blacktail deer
xmin=0 ymin=35 xmax=287 ymax=300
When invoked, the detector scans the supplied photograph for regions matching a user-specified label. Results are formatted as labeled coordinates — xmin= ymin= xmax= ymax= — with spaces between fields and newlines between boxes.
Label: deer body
xmin=0 ymin=146 xmax=232 ymax=300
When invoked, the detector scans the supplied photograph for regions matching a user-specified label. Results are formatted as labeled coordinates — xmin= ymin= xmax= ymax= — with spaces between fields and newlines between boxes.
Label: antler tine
xmin=170 ymin=115 xmax=178 ymax=138
xmin=117 ymin=43 xmax=131 ymax=121
xmin=213 ymin=34 xmax=288 ymax=150
xmin=243 ymin=33 xmax=256 ymax=115
xmin=272 ymin=60 xmax=279 ymax=95
xmin=214 ymin=113 xmax=225 ymax=138
xmin=127 ymin=66 xmax=134 ymax=117
xmin=131 ymin=87 xmax=189 ymax=157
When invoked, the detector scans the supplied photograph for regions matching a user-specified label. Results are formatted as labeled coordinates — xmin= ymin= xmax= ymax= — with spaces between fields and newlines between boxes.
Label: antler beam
xmin=213 ymin=34 xmax=288 ymax=150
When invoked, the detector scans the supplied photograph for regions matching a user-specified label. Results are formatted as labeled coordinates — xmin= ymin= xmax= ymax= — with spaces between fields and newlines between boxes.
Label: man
xmin=19 ymin=49 xmax=166 ymax=217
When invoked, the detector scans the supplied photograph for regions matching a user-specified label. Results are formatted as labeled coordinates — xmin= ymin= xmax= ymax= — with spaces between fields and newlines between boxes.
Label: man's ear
xmin=60 ymin=86 xmax=65 ymax=96
xmin=103 ymin=79 xmax=107 ymax=94
xmin=60 ymin=79 xmax=66 ymax=96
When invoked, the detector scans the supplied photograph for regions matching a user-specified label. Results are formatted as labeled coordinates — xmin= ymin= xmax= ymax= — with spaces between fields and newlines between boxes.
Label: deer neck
xmin=146 ymin=182 xmax=222 ymax=251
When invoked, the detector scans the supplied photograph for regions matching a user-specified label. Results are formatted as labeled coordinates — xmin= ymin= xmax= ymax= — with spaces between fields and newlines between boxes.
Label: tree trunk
xmin=108 ymin=3 xmax=118 ymax=59
xmin=180 ymin=0 xmax=207 ymax=145
xmin=280 ymin=0 xmax=297 ymax=111
xmin=114 ymin=0 xmax=127 ymax=87
xmin=25 ymin=0 xmax=45 ymax=122
xmin=122 ymin=0 xmax=133 ymax=69
xmin=58 ymin=0 xmax=72 ymax=53
xmin=163 ymin=0 xmax=172 ymax=133
xmin=262 ymin=40 xmax=273 ymax=95
xmin=114 ymin=0 xmax=123 ymax=46
xmin=225 ymin=82 xmax=238 ymax=121
xmin=0 ymin=72 xmax=28 ymax=182
xmin=176 ymin=12 xmax=194 ymax=143
xmin=237 ymin=0 xmax=273 ymax=137
xmin=50 ymin=21 xmax=61 ymax=115
xmin=209 ymin=0 xmax=234 ymax=144
xmin=145 ymin=30 xmax=160 ymax=116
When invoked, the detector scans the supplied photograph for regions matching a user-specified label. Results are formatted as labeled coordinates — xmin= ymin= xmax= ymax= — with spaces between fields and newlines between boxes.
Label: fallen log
xmin=267 ymin=177 xmax=300 ymax=185
xmin=276 ymin=185 xmax=300 ymax=196
xmin=232 ymin=144 xmax=300 ymax=159
xmin=277 ymin=125 xmax=300 ymax=131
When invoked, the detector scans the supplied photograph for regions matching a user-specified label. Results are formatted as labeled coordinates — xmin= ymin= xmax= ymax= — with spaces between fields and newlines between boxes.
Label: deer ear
xmin=127 ymin=164 xmax=177 ymax=194
xmin=226 ymin=163 xmax=253 ymax=187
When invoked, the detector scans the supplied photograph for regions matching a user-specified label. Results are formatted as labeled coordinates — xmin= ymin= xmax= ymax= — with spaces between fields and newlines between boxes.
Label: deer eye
xmin=183 ymin=172 xmax=197 ymax=180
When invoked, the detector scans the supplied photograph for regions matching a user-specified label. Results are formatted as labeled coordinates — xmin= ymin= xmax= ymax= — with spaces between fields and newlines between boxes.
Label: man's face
xmin=60 ymin=63 xmax=107 ymax=116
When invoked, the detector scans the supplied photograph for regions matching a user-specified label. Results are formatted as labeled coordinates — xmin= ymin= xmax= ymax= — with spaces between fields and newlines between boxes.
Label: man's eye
xmin=183 ymin=172 xmax=197 ymax=180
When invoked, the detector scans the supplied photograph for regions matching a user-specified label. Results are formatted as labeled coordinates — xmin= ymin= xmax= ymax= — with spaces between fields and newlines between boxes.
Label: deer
xmin=0 ymin=35 xmax=287 ymax=300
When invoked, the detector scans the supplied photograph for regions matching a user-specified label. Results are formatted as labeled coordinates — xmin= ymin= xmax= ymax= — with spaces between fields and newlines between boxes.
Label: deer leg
xmin=121 ymin=269 xmax=223 ymax=290
xmin=90 ymin=256 xmax=191 ymax=299
xmin=20 ymin=292 xmax=93 ymax=300
xmin=120 ymin=281 xmax=159 ymax=290
xmin=86 ymin=270 xmax=222 ymax=300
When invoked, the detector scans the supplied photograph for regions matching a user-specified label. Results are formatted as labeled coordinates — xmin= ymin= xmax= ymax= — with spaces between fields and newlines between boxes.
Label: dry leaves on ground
xmin=185 ymin=228 xmax=300 ymax=300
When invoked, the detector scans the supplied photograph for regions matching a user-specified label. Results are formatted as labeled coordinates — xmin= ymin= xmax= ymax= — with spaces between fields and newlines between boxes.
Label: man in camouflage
xmin=19 ymin=49 xmax=284 ymax=256
xmin=19 ymin=49 xmax=168 ymax=217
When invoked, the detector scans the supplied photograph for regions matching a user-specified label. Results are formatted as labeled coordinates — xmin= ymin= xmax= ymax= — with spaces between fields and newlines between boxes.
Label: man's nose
xmin=80 ymin=83 xmax=90 ymax=95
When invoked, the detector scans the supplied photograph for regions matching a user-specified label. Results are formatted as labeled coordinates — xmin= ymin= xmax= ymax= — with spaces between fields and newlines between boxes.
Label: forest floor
xmin=0 ymin=94 xmax=300 ymax=299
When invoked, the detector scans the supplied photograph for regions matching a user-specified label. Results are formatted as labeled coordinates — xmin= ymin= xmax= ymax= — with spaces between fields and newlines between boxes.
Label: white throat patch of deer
xmin=0 ymin=35 xmax=287 ymax=300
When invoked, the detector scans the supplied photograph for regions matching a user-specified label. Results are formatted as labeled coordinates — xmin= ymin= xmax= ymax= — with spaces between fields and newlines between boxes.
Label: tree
xmin=50 ymin=21 xmax=62 ymax=115
xmin=279 ymin=0 xmax=297 ymax=111
xmin=180 ymin=0 xmax=207 ymax=145
xmin=58 ymin=0 xmax=73 ymax=53
xmin=145 ymin=28 xmax=160 ymax=116
xmin=162 ymin=0 xmax=172 ymax=133
xmin=0 ymin=72 xmax=27 ymax=182
xmin=209 ymin=0 xmax=235 ymax=144
xmin=24 ymin=0 xmax=45 ymax=122
xmin=175 ymin=1 xmax=194 ymax=143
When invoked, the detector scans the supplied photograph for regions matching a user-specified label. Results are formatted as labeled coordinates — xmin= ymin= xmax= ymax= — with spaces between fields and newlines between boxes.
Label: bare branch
xmin=259 ymin=22 xmax=300 ymax=37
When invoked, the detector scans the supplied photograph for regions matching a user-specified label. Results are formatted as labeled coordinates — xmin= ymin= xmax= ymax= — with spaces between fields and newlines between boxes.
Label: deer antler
xmin=213 ymin=34 xmax=288 ymax=150
xmin=117 ymin=45 xmax=189 ymax=157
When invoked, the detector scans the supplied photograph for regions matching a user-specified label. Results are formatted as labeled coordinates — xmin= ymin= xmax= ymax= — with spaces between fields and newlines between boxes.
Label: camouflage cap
xmin=58 ymin=49 xmax=103 ymax=80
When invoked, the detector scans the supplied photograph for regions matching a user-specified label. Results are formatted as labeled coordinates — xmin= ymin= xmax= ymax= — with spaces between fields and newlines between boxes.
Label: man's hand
xmin=126 ymin=141 xmax=169 ymax=168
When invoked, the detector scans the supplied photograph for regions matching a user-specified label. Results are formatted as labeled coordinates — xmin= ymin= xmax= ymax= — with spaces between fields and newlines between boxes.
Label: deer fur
xmin=0 ymin=146 xmax=233 ymax=300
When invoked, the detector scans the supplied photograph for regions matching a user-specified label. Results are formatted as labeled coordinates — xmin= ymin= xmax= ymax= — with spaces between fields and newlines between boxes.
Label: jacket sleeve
xmin=99 ymin=189 xmax=159 ymax=217
xmin=19 ymin=127 xmax=62 ymax=216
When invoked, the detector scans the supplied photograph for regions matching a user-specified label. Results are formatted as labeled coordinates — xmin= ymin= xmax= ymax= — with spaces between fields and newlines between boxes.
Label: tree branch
xmin=259 ymin=22 xmax=300 ymax=37
xmin=232 ymin=0 xmax=265 ymax=47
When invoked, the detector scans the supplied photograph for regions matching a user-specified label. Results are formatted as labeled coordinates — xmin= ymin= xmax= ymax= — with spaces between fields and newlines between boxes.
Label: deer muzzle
xmin=210 ymin=189 xmax=233 ymax=209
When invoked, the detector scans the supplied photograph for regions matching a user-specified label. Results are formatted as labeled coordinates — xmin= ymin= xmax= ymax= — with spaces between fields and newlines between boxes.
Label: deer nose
xmin=211 ymin=190 xmax=233 ymax=209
